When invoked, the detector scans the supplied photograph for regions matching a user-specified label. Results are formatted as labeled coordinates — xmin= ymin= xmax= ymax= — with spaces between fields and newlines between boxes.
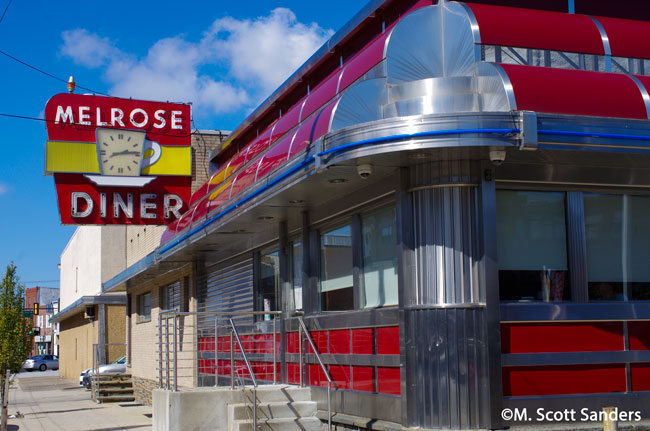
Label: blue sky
xmin=0 ymin=0 xmax=365 ymax=289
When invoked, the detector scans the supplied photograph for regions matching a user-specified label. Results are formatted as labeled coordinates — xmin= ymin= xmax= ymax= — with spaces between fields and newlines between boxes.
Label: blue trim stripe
xmin=157 ymin=126 xmax=650 ymax=257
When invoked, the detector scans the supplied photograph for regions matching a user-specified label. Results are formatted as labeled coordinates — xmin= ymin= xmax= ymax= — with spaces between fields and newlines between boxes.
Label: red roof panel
xmin=467 ymin=3 xmax=605 ymax=55
xmin=501 ymin=64 xmax=647 ymax=119
xmin=595 ymin=16 xmax=650 ymax=59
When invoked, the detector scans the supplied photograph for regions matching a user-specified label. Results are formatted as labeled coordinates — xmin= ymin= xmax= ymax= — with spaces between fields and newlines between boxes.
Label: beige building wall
xmin=106 ymin=305 xmax=127 ymax=362
xmin=58 ymin=311 xmax=98 ymax=380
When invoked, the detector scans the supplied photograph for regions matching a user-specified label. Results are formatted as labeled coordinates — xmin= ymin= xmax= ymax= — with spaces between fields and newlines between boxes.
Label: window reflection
xmin=496 ymin=190 xmax=570 ymax=301
xmin=320 ymin=225 xmax=354 ymax=311
xmin=585 ymin=194 xmax=650 ymax=301
xmin=257 ymin=249 xmax=279 ymax=319
xmin=362 ymin=206 xmax=398 ymax=308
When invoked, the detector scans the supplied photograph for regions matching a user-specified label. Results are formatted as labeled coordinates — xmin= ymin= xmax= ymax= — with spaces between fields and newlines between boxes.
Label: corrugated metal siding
xmin=197 ymin=257 xmax=254 ymax=331
xmin=412 ymin=186 xmax=482 ymax=305
xmin=404 ymin=308 xmax=490 ymax=428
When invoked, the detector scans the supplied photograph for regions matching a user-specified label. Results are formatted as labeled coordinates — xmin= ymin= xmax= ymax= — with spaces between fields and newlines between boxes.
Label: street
xmin=7 ymin=371 xmax=151 ymax=431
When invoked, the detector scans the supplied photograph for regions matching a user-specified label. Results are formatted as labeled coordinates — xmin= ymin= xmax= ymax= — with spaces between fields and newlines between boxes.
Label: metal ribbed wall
xmin=197 ymin=257 xmax=254 ymax=331
xmin=412 ymin=186 xmax=481 ymax=305
xmin=403 ymin=160 xmax=491 ymax=429
xmin=404 ymin=308 xmax=489 ymax=428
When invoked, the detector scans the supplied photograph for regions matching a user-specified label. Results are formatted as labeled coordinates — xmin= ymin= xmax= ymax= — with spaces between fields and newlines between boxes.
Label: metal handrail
xmin=297 ymin=317 xmax=332 ymax=431
xmin=228 ymin=318 xmax=258 ymax=431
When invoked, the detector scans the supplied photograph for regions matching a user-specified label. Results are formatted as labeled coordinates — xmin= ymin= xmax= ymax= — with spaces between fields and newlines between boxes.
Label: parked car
xmin=23 ymin=355 xmax=58 ymax=371
xmin=81 ymin=355 xmax=127 ymax=389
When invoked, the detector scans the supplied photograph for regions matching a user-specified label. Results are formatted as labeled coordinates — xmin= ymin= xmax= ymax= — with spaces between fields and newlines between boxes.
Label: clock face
xmin=96 ymin=128 xmax=146 ymax=177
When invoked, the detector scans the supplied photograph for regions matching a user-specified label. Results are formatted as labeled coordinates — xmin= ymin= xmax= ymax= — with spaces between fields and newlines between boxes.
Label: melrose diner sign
xmin=44 ymin=93 xmax=192 ymax=225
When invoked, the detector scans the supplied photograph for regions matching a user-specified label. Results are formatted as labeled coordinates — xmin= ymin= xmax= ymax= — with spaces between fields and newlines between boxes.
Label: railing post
xmin=273 ymin=316 xmax=277 ymax=384
xmin=327 ymin=382 xmax=332 ymax=431
xmin=253 ymin=387 xmax=258 ymax=431
xmin=165 ymin=314 xmax=170 ymax=390
xmin=214 ymin=317 xmax=219 ymax=387
xmin=158 ymin=313 xmax=163 ymax=388
xmin=230 ymin=329 xmax=234 ymax=390
xmin=173 ymin=313 xmax=178 ymax=392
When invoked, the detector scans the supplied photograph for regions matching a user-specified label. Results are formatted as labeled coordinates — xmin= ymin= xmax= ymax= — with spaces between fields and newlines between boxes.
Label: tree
xmin=0 ymin=263 xmax=30 ymax=375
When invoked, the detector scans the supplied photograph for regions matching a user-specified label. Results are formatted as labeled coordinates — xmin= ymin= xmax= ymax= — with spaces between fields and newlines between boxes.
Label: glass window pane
xmin=257 ymin=250 xmax=279 ymax=319
xmin=496 ymin=190 xmax=570 ymax=301
xmin=320 ymin=224 xmax=354 ymax=311
xmin=362 ymin=206 xmax=398 ymax=308
xmin=585 ymin=194 xmax=650 ymax=300
xmin=291 ymin=242 xmax=303 ymax=311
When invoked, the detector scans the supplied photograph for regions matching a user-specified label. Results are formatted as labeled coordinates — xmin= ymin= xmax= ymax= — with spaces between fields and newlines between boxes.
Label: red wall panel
xmin=287 ymin=362 xmax=300 ymax=384
xmin=308 ymin=331 xmax=328 ymax=354
xmin=503 ymin=364 xmax=627 ymax=396
xmin=629 ymin=322 xmax=650 ymax=350
xmin=330 ymin=365 xmax=351 ymax=390
xmin=501 ymin=322 xmax=624 ymax=353
xmin=309 ymin=364 xmax=327 ymax=387
xmin=329 ymin=329 xmax=351 ymax=354
xmin=377 ymin=326 xmax=400 ymax=355
xmin=631 ymin=363 xmax=650 ymax=391
xmin=377 ymin=367 xmax=401 ymax=395
xmin=352 ymin=366 xmax=374 ymax=392
xmin=286 ymin=332 xmax=299 ymax=354
xmin=352 ymin=328 xmax=373 ymax=354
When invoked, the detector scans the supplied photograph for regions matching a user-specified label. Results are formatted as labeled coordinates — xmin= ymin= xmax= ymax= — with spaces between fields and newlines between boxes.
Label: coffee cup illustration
xmin=142 ymin=140 xmax=162 ymax=169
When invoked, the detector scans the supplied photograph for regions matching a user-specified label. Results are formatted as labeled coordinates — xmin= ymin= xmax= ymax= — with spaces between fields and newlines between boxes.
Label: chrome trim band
xmin=502 ymin=350 xmax=650 ymax=367
xmin=456 ymin=2 xmax=481 ymax=45
xmin=501 ymin=302 xmax=650 ymax=322
xmin=407 ymin=183 xmax=479 ymax=193
xmin=628 ymin=74 xmax=650 ymax=119
xmin=588 ymin=16 xmax=612 ymax=56
xmin=486 ymin=63 xmax=518 ymax=110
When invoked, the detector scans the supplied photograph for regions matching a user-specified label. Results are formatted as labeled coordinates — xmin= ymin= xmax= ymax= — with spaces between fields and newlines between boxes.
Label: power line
xmin=0 ymin=49 xmax=108 ymax=95
xmin=0 ymin=0 xmax=13 ymax=26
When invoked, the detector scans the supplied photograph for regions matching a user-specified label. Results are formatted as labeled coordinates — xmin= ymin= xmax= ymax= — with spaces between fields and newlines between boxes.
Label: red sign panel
xmin=44 ymin=93 xmax=192 ymax=225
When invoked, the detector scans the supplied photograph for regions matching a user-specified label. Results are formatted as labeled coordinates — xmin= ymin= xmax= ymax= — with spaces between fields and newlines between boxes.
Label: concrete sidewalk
xmin=7 ymin=375 xmax=152 ymax=431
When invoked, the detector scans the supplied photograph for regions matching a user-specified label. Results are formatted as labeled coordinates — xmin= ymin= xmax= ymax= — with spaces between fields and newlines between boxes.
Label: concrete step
xmin=229 ymin=401 xmax=317 ymax=420
xmin=240 ymin=386 xmax=311 ymax=403
xmin=95 ymin=395 xmax=136 ymax=403
xmin=97 ymin=387 xmax=134 ymax=394
xmin=232 ymin=417 xmax=322 ymax=431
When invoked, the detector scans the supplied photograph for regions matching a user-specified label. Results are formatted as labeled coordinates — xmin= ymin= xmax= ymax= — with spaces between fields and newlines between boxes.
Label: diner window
xmin=496 ymin=190 xmax=570 ymax=301
xmin=161 ymin=281 xmax=181 ymax=311
xmin=585 ymin=194 xmax=650 ymax=301
xmin=137 ymin=292 xmax=151 ymax=323
xmin=320 ymin=224 xmax=354 ymax=311
xmin=291 ymin=242 xmax=303 ymax=311
xmin=256 ymin=249 xmax=279 ymax=319
xmin=361 ymin=206 xmax=398 ymax=308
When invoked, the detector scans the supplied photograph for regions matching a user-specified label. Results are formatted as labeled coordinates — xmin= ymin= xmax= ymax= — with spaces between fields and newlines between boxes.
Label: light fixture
xmin=289 ymin=199 xmax=304 ymax=204
xmin=258 ymin=216 xmax=274 ymax=220
xmin=328 ymin=178 xmax=347 ymax=184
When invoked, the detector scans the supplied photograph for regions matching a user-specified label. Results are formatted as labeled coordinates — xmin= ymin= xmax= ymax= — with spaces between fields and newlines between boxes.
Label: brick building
xmin=24 ymin=286 xmax=59 ymax=356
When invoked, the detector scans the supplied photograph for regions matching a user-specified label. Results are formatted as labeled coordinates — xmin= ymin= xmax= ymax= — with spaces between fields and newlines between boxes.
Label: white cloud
xmin=61 ymin=29 xmax=120 ymax=68
xmin=206 ymin=8 xmax=333 ymax=95
xmin=59 ymin=9 xmax=332 ymax=118
xmin=0 ymin=183 xmax=9 ymax=195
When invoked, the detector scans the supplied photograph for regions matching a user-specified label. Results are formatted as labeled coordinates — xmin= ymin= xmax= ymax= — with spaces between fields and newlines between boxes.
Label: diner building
xmin=104 ymin=0 xmax=650 ymax=429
